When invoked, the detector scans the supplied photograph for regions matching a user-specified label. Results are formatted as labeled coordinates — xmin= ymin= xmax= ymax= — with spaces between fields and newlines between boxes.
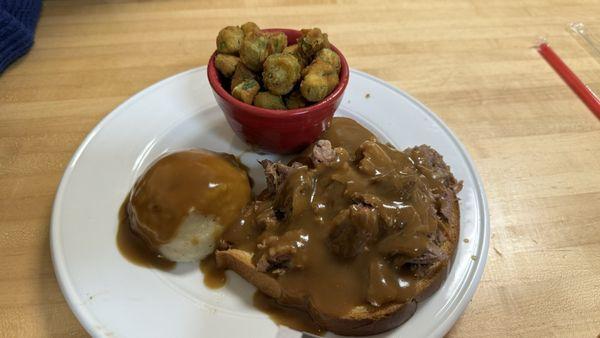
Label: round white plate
xmin=51 ymin=67 xmax=489 ymax=338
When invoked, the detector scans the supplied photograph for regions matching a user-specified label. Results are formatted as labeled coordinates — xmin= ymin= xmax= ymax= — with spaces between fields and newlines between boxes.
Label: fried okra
xmin=315 ymin=48 xmax=340 ymax=74
xmin=283 ymin=44 xmax=309 ymax=68
xmin=240 ymin=32 xmax=270 ymax=72
xmin=241 ymin=22 xmax=260 ymax=36
xmin=216 ymin=26 xmax=244 ymax=55
xmin=300 ymin=60 xmax=339 ymax=102
xmin=230 ymin=63 xmax=256 ymax=91
xmin=298 ymin=28 xmax=330 ymax=58
xmin=267 ymin=32 xmax=288 ymax=54
xmin=215 ymin=54 xmax=240 ymax=78
xmin=262 ymin=53 xmax=301 ymax=95
xmin=232 ymin=78 xmax=260 ymax=104
xmin=285 ymin=90 xmax=308 ymax=109
xmin=213 ymin=24 xmax=341 ymax=109
xmin=253 ymin=91 xmax=286 ymax=110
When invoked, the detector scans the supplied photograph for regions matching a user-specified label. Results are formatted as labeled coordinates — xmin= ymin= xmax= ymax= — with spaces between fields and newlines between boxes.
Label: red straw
xmin=537 ymin=42 xmax=600 ymax=118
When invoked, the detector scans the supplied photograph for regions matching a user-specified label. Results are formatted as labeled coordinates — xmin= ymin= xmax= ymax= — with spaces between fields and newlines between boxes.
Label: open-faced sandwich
xmin=216 ymin=117 xmax=462 ymax=335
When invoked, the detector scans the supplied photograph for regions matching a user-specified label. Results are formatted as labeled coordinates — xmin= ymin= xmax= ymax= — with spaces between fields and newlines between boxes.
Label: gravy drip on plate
xmin=117 ymin=196 xmax=175 ymax=271
xmin=200 ymin=254 xmax=227 ymax=289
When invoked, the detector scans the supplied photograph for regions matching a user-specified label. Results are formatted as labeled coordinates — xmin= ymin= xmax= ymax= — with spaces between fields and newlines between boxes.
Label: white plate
xmin=51 ymin=67 xmax=489 ymax=338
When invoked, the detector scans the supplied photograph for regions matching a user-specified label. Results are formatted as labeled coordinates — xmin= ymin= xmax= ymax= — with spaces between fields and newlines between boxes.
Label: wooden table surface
xmin=1 ymin=0 xmax=599 ymax=337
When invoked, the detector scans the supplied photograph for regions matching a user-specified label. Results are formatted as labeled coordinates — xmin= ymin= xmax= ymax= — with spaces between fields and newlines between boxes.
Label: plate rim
xmin=50 ymin=66 xmax=490 ymax=338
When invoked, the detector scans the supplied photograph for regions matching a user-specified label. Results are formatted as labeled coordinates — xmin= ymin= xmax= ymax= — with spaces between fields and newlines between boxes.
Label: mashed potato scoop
xmin=127 ymin=150 xmax=251 ymax=263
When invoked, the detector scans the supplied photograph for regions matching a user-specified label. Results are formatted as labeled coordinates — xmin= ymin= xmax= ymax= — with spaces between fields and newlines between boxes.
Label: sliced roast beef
xmin=379 ymin=228 xmax=447 ymax=267
xmin=405 ymin=241 xmax=447 ymax=265
xmin=406 ymin=145 xmax=463 ymax=192
xmin=436 ymin=189 xmax=458 ymax=223
xmin=328 ymin=204 xmax=379 ymax=258
xmin=256 ymin=230 xmax=309 ymax=274
xmin=273 ymin=167 xmax=314 ymax=220
xmin=255 ymin=205 xmax=280 ymax=232
xmin=357 ymin=141 xmax=394 ymax=178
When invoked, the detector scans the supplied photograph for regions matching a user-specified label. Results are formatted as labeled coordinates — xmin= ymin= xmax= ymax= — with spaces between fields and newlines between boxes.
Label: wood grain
xmin=1 ymin=0 xmax=599 ymax=336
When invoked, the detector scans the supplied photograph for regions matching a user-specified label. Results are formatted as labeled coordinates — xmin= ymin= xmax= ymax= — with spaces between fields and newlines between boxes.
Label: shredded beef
xmin=328 ymin=204 xmax=379 ymax=258
xmin=311 ymin=139 xmax=337 ymax=166
xmin=406 ymin=145 xmax=463 ymax=193
xmin=256 ymin=230 xmax=309 ymax=274
xmin=405 ymin=241 xmax=447 ymax=265
xmin=260 ymin=159 xmax=305 ymax=195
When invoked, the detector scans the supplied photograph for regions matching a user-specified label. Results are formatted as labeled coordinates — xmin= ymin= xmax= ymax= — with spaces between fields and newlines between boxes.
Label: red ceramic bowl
xmin=207 ymin=28 xmax=349 ymax=154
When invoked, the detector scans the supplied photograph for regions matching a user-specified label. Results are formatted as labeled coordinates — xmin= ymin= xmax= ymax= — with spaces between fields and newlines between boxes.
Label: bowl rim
xmin=207 ymin=28 xmax=349 ymax=119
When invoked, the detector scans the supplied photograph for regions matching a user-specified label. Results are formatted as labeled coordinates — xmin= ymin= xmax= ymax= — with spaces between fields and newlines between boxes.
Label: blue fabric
xmin=0 ymin=0 xmax=42 ymax=73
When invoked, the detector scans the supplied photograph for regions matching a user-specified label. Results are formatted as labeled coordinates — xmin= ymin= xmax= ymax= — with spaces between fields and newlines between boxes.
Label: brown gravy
xmin=221 ymin=117 xmax=459 ymax=321
xmin=129 ymin=150 xmax=251 ymax=247
xmin=115 ymin=118 xmax=459 ymax=335
xmin=117 ymin=196 xmax=175 ymax=271
xmin=199 ymin=254 xmax=227 ymax=289
xmin=117 ymin=150 xmax=251 ymax=268
xmin=253 ymin=291 xmax=325 ymax=336
xmin=320 ymin=117 xmax=377 ymax=153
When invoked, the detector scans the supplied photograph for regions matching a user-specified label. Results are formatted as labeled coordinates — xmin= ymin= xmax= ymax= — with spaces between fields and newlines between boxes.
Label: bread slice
xmin=216 ymin=190 xmax=460 ymax=336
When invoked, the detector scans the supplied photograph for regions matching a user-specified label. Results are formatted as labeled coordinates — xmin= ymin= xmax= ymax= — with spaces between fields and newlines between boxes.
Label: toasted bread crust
xmin=215 ymin=192 xmax=459 ymax=336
